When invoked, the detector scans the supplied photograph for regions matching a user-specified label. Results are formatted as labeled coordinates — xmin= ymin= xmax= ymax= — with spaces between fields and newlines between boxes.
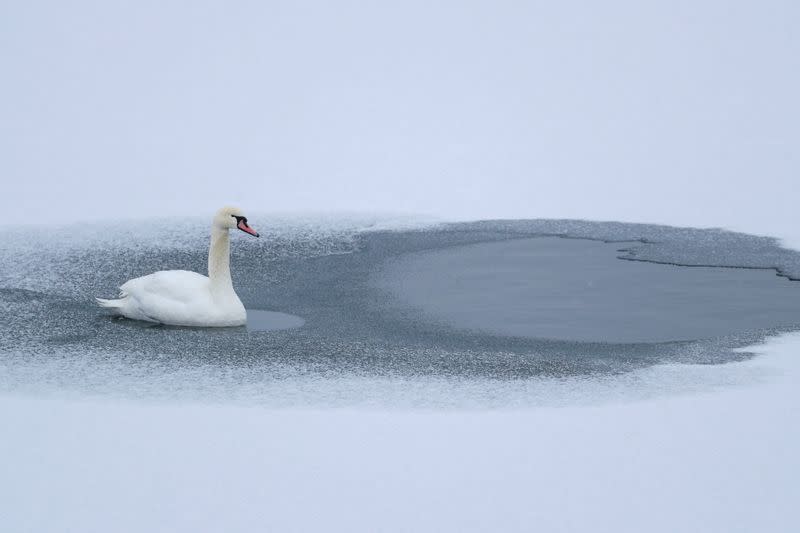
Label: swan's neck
xmin=208 ymin=226 xmax=233 ymax=292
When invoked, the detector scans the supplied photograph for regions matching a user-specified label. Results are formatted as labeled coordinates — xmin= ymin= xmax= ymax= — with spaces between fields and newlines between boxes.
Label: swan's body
xmin=96 ymin=206 xmax=259 ymax=327
xmin=99 ymin=270 xmax=246 ymax=327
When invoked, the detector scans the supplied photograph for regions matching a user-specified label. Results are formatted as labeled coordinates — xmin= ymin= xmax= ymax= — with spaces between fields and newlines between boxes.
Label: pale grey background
xmin=2 ymin=1 xmax=797 ymax=242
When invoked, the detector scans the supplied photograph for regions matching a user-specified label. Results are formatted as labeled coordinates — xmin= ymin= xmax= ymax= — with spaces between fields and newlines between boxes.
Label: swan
xmin=96 ymin=206 xmax=260 ymax=327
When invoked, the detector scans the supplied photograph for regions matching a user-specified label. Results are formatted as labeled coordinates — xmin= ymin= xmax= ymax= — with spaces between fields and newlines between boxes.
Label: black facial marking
xmin=231 ymin=215 xmax=248 ymax=225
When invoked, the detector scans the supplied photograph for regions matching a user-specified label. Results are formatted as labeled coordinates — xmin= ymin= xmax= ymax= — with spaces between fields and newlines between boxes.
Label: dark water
xmin=1 ymin=217 xmax=798 ymax=406
xmin=378 ymin=237 xmax=800 ymax=343
xmin=247 ymin=310 xmax=305 ymax=332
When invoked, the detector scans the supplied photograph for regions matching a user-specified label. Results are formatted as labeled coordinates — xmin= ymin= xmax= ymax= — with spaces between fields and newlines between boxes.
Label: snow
xmin=1 ymin=331 xmax=799 ymax=532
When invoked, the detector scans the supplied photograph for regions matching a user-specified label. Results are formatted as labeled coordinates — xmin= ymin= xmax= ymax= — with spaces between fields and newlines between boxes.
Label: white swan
xmin=96 ymin=206 xmax=260 ymax=327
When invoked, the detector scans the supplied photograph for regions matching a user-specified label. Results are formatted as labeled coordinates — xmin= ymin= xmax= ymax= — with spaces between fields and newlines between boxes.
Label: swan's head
xmin=214 ymin=206 xmax=259 ymax=237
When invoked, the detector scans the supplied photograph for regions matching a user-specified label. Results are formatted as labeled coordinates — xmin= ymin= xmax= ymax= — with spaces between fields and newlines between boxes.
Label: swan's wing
xmin=119 ymin=270 xmax=212 ymax=323
xmin=121 ymin=270 xmax=209 ymax=301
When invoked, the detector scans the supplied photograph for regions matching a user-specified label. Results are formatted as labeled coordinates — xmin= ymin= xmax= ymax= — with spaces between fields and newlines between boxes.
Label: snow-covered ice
xmin=1 ymin=332 xmax=798 ymax=533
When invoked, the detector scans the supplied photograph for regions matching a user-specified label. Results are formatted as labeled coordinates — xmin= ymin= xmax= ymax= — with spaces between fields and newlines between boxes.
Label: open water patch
xmin=246 ymin=310 xmax=305 ymax=332
xmin=376 ymin=237 xmax=800 ymax=343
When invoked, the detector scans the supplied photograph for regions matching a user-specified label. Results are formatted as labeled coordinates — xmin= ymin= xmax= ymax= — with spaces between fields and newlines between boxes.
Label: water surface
xmin=378 ymin=237 xmax=800 ymax=343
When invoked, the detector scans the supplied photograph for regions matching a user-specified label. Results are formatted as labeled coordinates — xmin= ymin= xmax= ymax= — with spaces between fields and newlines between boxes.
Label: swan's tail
xmin=95 ymin=297 xmax=124 ymax=309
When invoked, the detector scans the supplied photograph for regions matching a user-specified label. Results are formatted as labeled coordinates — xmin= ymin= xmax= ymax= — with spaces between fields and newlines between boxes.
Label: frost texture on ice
xmin=1 ymin=216 xmax=799 ymax=407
